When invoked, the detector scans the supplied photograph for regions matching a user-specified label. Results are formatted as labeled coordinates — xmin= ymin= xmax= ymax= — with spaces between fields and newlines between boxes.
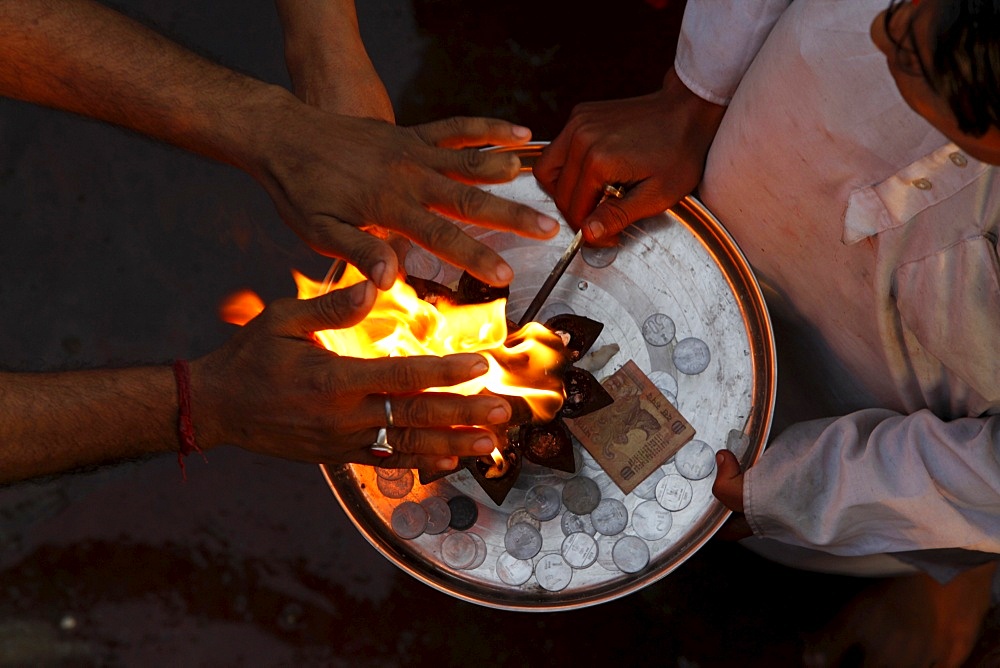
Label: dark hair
xmin=885 ymin=0 xmax=1000 ymax=136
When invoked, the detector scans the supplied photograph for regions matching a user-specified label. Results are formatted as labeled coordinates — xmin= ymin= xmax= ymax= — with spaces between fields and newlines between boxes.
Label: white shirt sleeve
xmin=674 ymin=0 xmax=793 ymax=105
xmin=744 ymin=409 xmax=1000 ymax=556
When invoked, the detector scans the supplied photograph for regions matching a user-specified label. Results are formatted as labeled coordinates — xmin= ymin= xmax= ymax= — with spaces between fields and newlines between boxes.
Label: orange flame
xmin=222 ymin=265 xmax=565 ymax=421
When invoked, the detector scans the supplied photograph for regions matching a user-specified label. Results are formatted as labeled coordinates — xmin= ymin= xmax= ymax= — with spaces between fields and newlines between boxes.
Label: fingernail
xmin=435 ymin=456 xmax=458 ymax=471
xmin=486 ymin=405 xmax=510 ymax=424
xmin=371 ymin=261 xmax=391 ymax=290
xmin=716 ymin=452 xmax=725 ymax=466
xmin=470 ymin=357 xmax=489 ymax=375
xmin=586 ymin=220 xmax=605 ymax=239
xmin=472 ymin=437 xmax=496 ymax=454
xmin=512 ymin=125 xmax=531 ymax=139
xmin=495 ymin=263 xmax=514 ymax=284
xmin=349 ymin=280 xmax=371 ymax=306
xmin=537 ymin=214 xmax=559 ymax=235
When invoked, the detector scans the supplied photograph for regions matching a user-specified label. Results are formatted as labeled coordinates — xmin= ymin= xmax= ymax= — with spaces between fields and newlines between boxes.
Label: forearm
xmin=0 ymin=0 xmax=292 ymax=175
xmin=744 ymin=408 xmax=1000 ymax=556
xmin=0 ymin=366 xmax=182 ymax=483
xmin=276 ymin=0 xmax=366 ymax=85
xmin=274 ymin=0 xmax=393 ymax=118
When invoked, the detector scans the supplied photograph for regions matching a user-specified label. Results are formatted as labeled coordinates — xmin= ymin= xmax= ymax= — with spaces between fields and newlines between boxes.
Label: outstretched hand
xmin=193 ymin=281 xmax=512 ymax=471
xmin=534 ymin=68 xmax=726 ymax=245
xmin=252 ymin=105 xmax=560 ymax=291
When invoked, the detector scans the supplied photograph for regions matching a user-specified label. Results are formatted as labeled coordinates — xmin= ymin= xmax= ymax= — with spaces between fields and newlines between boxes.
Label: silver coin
xmin=495 ymin=551 xmax=534 ymax=586
xmin=612 ymin=535 xmax=650 ymax=574
xmin=506 ymin=508 xmax=541 ymax=532
xmin=403 ymin=246 xmax=442 ymax=280
xmin=655 ymin=474 xmax=694 ymax=511
xmin=590 ymin=498 xmax=628 ymax=536
xmin=420 ymin=496 xmax=452 ymax=535
xmin=504 ymin=522 xmax=543 ymax=560
xmin=561 ymin=511 xmax=596 ymax=537
xmin=524 ymin=484 xmax=561 ymax=521
xmin=390 ymin=501 xmax=428 ymax=540
xmin=375 ymin=467 xmax=410 ymax=481
xmin=561 ymin=532 xmax=599 ymax=569
xmin=631 ymin=500 xmax=673 ymax=541
xmin=561 ymin=476 xmax=601 ymax=515
xmin=376 ymin=469 xmax=414 ymax=499
xmin=581 ymin=244 xmax=618 ymax=268
xmin=596 ymin=534 xmax=620 ymax=571
xmin=465 ymin=532 xmax=489 ymax=570
xmin=441 ymin=532 xmax=478 ymax=570
xmin=674 ymin=439 xmax=717 ymax=480
xmin=642 ymin=313 xmax=676 ymax=347
xmin=647 ymin=370 xmax=678 ymax=399
xmin=629 ymin=467 xmax=666 ymax=500
xmin=673 ymin=337 xmax=711 ymax=375
xmin=535 ymin=553 xmax=573 ymax=592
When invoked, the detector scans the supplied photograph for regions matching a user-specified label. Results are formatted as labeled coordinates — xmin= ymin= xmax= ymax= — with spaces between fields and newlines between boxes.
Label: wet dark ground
xmin=2 ymin=0 xmax=1000 ymax=666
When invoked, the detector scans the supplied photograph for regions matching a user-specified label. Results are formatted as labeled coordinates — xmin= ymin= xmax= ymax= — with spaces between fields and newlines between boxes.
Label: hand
xmin=803 ymin=562 xmax=995 ymax=668
xmin=712 ymin=449 xmax=753 ymax=541
xmin=193 ymin=281 xmax=513 ymax=470
xmin=251 ymin=100 xmax=560 ymax=290
xmin=534 ymin=68 xmax=726 ymax=244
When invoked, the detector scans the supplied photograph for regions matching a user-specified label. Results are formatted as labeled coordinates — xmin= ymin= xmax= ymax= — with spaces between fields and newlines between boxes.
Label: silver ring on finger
xmin=384 ymin=395 xmax=394 ymax=428
xmin=601 ymin=183 xmax=625 ymax=201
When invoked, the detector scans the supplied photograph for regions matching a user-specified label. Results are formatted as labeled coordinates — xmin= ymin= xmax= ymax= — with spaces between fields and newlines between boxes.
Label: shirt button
xmin=949 ymin=151 xmax=968 ymax=167
xmin=912 ymin=178 xmax=933 ymax=190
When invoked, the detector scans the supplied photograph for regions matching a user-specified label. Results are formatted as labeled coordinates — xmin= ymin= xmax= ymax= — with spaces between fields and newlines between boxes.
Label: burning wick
xmin=479 ymin=446 xmax=514 ymax=479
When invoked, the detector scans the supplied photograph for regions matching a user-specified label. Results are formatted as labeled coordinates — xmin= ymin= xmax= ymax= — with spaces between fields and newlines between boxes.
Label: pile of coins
xmin=382 ymin=434 xmax=719 ymax=593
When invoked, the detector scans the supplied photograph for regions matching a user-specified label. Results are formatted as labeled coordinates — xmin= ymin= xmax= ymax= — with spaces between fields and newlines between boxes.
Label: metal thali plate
xmin=320 ymin=143 xmax=775 ymax=611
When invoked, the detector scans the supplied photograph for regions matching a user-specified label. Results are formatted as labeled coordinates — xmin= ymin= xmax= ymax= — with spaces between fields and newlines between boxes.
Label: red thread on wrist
xmin=173 ymin=359 xmax=205 ymax=480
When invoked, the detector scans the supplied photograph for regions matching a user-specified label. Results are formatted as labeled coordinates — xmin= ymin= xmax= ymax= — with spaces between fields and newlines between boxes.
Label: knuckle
xmin=454 ymin=184 xmax=490 ymax=218
xmin=457 ymin=147 xmax=489 ymax=174
xmin=387 ymin=361 xmax=426 ymax=392
xmin=422 ymin=218 xmax=465 ymax=252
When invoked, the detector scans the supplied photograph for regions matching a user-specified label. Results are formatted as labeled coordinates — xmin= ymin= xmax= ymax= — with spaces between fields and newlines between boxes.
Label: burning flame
xmin=221 ymin=264 xmax=566 ymax=422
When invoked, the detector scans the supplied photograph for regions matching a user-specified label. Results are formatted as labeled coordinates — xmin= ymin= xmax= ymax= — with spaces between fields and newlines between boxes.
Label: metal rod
xmin=516 ymin=229 xmax=583 ymax=328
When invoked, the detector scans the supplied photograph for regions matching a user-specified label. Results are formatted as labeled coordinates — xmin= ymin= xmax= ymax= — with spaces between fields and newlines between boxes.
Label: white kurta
xmin=676 ymin=0 xmax=1000 ymax=577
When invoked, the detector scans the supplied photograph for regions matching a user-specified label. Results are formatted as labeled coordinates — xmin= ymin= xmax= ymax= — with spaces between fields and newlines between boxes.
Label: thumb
xmin=583 ymin=182 xmax=675 ymax=242
xmin=275 ymin=280 xmax=377 ymax=338
xmin=711 ymin=449 xmax=745 ymax=512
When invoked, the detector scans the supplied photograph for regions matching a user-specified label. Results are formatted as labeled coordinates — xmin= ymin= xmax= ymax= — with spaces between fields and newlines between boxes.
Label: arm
xmin=533 ymin=0 xmax=790 ymax=243
xmin=275 ymin=0 xmax=394 ymax=121
xmin=0 ymin=0 xmax=558 ymax=289
xmin=715 ymin=408 xmax=1000 ymax=556
xmin=0 ymin=281 xmax=512 ymax=484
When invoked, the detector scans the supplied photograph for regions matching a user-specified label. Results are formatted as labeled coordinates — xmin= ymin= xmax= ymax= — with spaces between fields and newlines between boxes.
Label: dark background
xmin=1 ymin=0 xmax=998 ymax=665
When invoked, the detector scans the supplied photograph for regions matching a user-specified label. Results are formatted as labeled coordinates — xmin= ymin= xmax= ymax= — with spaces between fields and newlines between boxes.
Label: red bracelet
xmin=172 ymin=359 xmax=205 ymax=479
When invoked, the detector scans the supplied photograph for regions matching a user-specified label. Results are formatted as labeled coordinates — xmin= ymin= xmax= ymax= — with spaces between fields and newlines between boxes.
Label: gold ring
xmin=602 ymin=184 xmax=625 ymax=200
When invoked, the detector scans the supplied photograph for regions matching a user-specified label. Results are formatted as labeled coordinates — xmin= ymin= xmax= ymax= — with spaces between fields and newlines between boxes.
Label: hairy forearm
xmin=274 ymin=0 xmax=393 ymax=119
xmin=0 ymin=366 xmax=181 ymax=483
xmin=0 ymin=0 xmax=292 ymax=174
